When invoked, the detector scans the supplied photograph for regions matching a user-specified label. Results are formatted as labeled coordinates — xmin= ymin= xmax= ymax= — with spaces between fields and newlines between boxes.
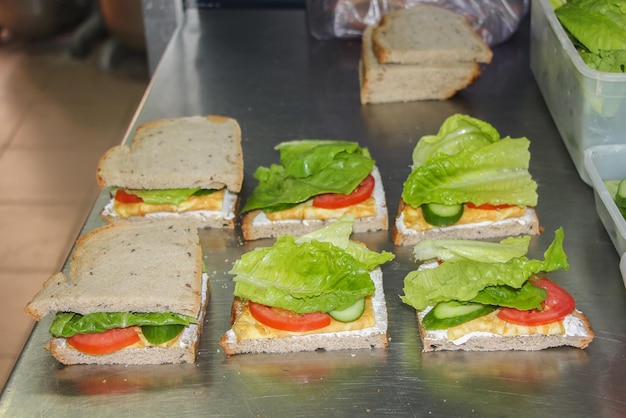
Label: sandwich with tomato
xmin=240 ymin=139 xmax=388 ymax=241
xmin=24 ymin=221 xmax=208 ymax=365
xmin=392 ymin=114 xmax=540 ymax=246
xmin=220 ymin=216 xmax=394 ymax=355
xmin=96 ymin=115 xmax=243 ymax=228
xmin=400 ymin=228 xmax=594 ymax=351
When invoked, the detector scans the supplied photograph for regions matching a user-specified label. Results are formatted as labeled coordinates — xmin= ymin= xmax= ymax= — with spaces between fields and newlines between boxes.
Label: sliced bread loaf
xmin=372 ymin=5 xmax=492 ymax=65
xmin=360 ymin=25 xmax=481 ymax=104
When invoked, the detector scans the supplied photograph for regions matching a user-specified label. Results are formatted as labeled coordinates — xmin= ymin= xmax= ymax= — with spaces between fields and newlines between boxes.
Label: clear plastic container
xmin=619 ymin=254 xmax=626 ymax=287
xmin=530 ymin=0 xmax=626 ymax=185
xmin=583 ymin=145 xmax=626 ymax=257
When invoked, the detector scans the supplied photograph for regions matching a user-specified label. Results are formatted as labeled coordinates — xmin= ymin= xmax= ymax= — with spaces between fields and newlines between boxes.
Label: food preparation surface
xmin=1 ymin=9 xmax=624 ymax=417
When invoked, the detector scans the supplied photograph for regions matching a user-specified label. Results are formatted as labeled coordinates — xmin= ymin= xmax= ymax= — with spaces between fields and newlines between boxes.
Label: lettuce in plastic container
xmin=555 ymin=0 xmax=626 ymax=73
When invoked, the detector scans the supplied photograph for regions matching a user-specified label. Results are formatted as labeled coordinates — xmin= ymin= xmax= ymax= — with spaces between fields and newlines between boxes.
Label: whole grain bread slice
xmin=25 ymin=221 xmax=204 ymax=320
xmin=359 ymin=26 xmax=481 ymax=104
xmin=96 ymin=115 xmax=243 ymax=192
xmin=372 ymin=5 xmax=493 ymax=65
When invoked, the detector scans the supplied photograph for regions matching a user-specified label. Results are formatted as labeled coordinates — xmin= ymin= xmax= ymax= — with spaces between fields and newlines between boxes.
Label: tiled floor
xmin=0 ymin=30 xmax=148 ymax=390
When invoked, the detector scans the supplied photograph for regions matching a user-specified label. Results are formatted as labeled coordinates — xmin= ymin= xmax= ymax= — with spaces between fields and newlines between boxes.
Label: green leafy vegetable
xmin=401 ymin=115 xmax=537 ymax=208
xmin=412 ymin=235 xmax=531 ymax=263
xmin=50 ymin=312 xmax=197 ymax=338
xmin=471 ymin=282 xmax=547 ymax=311
xmin=127 ymin=188 xmax=204 ymax=205
xmin=241 ymin=140 xmax=375 ymax=213
xmin=555 ymin=0 xmax=626 ymax=72
xmin=400 ymin=228 xmax=568 ymax=310
xmin=141 ymin=324 xmax=186 ymax=344
xmin=230 ymin=216 xmax=394 ymax=313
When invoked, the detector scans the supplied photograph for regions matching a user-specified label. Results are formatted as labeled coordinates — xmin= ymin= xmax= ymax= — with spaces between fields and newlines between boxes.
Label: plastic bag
xmin=306 ymin=0 xmax=530 ymax=46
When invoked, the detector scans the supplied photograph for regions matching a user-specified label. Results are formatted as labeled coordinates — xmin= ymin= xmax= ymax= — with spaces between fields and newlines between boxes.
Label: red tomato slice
xmin=497 ymin=277 xmax=576 ymax=326
xmin=248 ymin=301 xmax=331 ymax=332
xmin=67 ymin=327 xmax=141 ymax=355
xmin=312 ymin=175 xmax=375 ymax=209
xmin=467 ymin=202 xmax=515 ymax=210
xmin=114 ymin=189 xmax=143 ymax=204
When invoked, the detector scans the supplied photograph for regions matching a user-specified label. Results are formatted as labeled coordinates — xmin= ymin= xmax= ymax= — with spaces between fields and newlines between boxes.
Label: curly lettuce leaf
xmin=413 ymin=235 xmax=531 ymax=263
xmin=401 ymin=229 xmax=568 ymax=310
xmin=402 ymin=135 xmax=538 ymax=208
xmin=555 ymin=0 xmax=626 ymax=54
xmin=230 ymin=216 xmax=393 ymax=313
xmin=411 ymin=114 xmax=501 ymax=167
xmin=242 ymin=140 xmax=375 ymax=213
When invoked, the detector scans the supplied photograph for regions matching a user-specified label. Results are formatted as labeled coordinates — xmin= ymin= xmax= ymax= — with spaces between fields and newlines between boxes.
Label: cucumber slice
xmin=616 ymin=179 xmax=626 ymax=208
xmin=329 ymin=298 xmax=366 ymax=322
xmin=421 ymin=301 xmax=495 ymax=330
xmin=422 ymin=203 xmax=464 ymax=226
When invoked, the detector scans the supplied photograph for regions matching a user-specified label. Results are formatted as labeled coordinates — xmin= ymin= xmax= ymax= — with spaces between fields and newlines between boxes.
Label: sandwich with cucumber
xmin=96 ymin=115 xmax=243 ymax=228
xmin=400 ymin=228 xmax=594 ymax=352
xmin=25 ymin=221 xmax=208 ymax=365
xmin=392 ymin=114 xmax=540 ymax=245
xmin=240 ymin=139 xmax=388 ymax=241
xmin=220 ymin=216 xmax=394 ymax=355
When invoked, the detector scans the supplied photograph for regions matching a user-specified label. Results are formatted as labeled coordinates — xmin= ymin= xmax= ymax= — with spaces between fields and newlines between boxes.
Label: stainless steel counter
xmin=1 ymin=8 xmax=624 ymax=417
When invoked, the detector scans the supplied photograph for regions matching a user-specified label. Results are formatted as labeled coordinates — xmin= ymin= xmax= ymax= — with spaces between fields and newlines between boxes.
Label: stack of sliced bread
xmin=359 ymin=5 xmax=493 ymax=104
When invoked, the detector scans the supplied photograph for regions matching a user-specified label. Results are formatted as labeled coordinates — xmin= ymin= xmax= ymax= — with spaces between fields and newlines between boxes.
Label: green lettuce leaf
xmin=471 ymin=282 xmax=547 ymax=311
xmin=402 ymin=115 xmax=537 ymax=208
xmin=412 ymin=235 xmax=531 ymax=263
xmin=580 ymin=49 xmax=626 ymax=72
xmin=141 ymin=324 xmax=186 ymax=345
xmin=400 ymin=228 xmax=568 ymax=310
xmin=555 ymin=0 xmax=626 ymax=54
xmin=50 ymin=312 xmax=197 ymax=338
xmin=241 ymin=140 xmax=375 ymax=213
xmin=128 ymin=188 xmax=202 ymax=205
xmin=230 ymin=216 xmax=393 ymax=313
xmin=295 ymin=215 xmax=395 ymax=271
xmin=411 ymin=114 xmax=501 ymax=167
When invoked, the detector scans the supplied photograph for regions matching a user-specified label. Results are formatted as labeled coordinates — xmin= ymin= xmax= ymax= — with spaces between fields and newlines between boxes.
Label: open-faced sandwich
xmin=392 ymin=114 xmax=540 ymax=246
xmin=25 ymin=221 xmax=208 ymax=365
xmin=96 ymin=115 xmax=243 ymax=228
xmin=400 ymin=228 xmax=594 ymax=351
xmin=240 ymin=139 xmax=388 ymax=241
xmin=220 ymin=215 xmax=394 ymax=355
